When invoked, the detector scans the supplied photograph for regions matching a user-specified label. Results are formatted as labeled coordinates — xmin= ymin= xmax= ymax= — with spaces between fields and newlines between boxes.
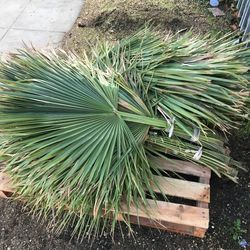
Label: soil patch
xmin=62 ymin=0 xmax=234 ymax=53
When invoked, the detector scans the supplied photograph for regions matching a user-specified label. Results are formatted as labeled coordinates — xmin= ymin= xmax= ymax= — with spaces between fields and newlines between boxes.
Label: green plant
xmin=95 ymin=29 xmax=249 ymax=179
xmin=0 ymin=29 xmax=249 ymax=239
xmin=236 ymin=84 xmax=250 ymax=137
xmin=231 ymin=219 xmax=247 ymax=241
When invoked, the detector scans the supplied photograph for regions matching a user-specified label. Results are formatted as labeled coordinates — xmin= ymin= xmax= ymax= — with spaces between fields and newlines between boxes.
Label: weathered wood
xmin=128 ymin=215 xmax=206 ymax=238
xmin=197 ymin=176 xmax=210 ymax=208
xmin=120 ymin=199 xmax=209 ymax=229
xmin=153 ymin=176 xmax=210 ymax=203
xmin=0 ymin=172 xmax=14 ymax=194
xmin=193 ymin=227 xmax=207 ymax=238
xmin=150 ymin=156 xmax=211 ymax=178
xmin=0 ymin=191 xmax=8 ymax=198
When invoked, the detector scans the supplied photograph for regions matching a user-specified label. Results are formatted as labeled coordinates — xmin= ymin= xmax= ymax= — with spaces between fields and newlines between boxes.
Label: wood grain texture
xmin=197 ymin=176 xmax=210 ymax=208
xmin=120 ymin=199 xmax=209 ymax=229
xmin=150 ymin=156 xmax=211 ymax=178
xmin=128 ymin=215 xmax=206 ymax=238
xmin=0 ymin=172 xmax=14 ymax=193
xmin=153 ymin=176 xmax=210 ymax=202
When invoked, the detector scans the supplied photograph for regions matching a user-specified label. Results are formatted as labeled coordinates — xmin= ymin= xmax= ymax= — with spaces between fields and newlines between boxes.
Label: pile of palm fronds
xmin=0 ymin=28 xmax=249 ymax=239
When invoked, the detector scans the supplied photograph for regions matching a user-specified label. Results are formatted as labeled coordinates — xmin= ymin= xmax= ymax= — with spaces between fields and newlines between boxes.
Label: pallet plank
xmin=128 ymin=215 xmax=206 ymax=238
xmin=150 ymin=156 xmax=211 ymax=178
xmin=0 ymin=191 xmax=8 ymax=198
xmin=197 ymin=176 xmax=210 ymax=208
xmin=120 ymin=199 xmax=209 ymax=229
xmin=153 ymin=176 xmax=210 ymax=203
xmin=0 ymin=172 xmax=14 ymax=193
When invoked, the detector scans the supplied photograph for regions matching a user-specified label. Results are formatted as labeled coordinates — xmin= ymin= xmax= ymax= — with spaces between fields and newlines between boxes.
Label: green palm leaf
xmin=0 ymin=50 xmax=168 ymax=238
xmin=0 ymin=28 xmax=249 ymax=239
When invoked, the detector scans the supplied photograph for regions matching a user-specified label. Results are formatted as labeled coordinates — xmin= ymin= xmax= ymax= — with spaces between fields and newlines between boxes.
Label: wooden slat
xmin=0 ymin=172 xmax=14 ymax=193
xmin=0 ymin=191 xmax=8 ymax=198
xmin=153 ymin=176 xmax=210 ymax=203
xmin=197 ymin=176 xmax=210 ymax=208
xmin=150 ymin=156 xmax=211 ymax=178
xmin=120 ymin=199 xmax=209 ymax=229
xmin=128 ymin=215 xmax=206 ymax=238
xmin=193 ymin=228 xmax=207 ymax=238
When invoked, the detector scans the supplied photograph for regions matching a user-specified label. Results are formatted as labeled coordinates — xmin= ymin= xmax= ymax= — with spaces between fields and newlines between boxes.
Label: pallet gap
xmin=156 ymin=169 xmax=200 ymax=182
xmin=146 ymin=192 xmax=198 ymax=207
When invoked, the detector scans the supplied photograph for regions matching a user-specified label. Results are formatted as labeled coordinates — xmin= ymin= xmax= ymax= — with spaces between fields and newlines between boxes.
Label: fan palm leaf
xmin=0 ymin=50 xmax=168 ymax=238
xmin=0 ymin=28 xmax=249 ymax=239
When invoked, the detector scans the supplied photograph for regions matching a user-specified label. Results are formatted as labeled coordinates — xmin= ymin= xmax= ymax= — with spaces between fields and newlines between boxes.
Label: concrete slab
xmin=0 ymin=0 xmax=84 ymax=54
xmin=0 ymin=28 xmax=7 ymax=40
xmin=0 ymin=29 xmax=64 ymax=53
xmin=30 ymin=0 xmax=83 ymax=8
xmin=0 ymin=0 xmax=30 ymax=28
xmin=12 ymin=0 xmax=84 ymax=32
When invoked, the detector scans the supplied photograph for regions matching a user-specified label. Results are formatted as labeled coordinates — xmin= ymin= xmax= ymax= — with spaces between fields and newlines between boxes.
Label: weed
xmin=231 ymin=219 xmax=247 ymax=241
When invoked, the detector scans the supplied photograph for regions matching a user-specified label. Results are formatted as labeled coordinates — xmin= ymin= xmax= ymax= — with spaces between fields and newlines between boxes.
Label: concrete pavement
xmin=0 ymin=0 xmax=83 ymax=53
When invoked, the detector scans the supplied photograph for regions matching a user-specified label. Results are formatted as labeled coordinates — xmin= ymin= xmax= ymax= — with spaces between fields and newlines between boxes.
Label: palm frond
xmin=0 ymin=28 xmax=249 ymax=239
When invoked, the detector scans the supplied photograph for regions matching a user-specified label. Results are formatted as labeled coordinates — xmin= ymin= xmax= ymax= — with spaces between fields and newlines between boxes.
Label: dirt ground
xmin=62 ymin=0 xmax=235 ymax=53
xmin=0 ymin=0 xmax=249 ymax=249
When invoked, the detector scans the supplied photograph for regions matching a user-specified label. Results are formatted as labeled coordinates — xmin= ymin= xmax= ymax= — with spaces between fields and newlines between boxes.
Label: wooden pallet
xmin=117 ymin=157 xmax=211 ymax=237
xmin=0 ymin=157 xmax=211 ymax=238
